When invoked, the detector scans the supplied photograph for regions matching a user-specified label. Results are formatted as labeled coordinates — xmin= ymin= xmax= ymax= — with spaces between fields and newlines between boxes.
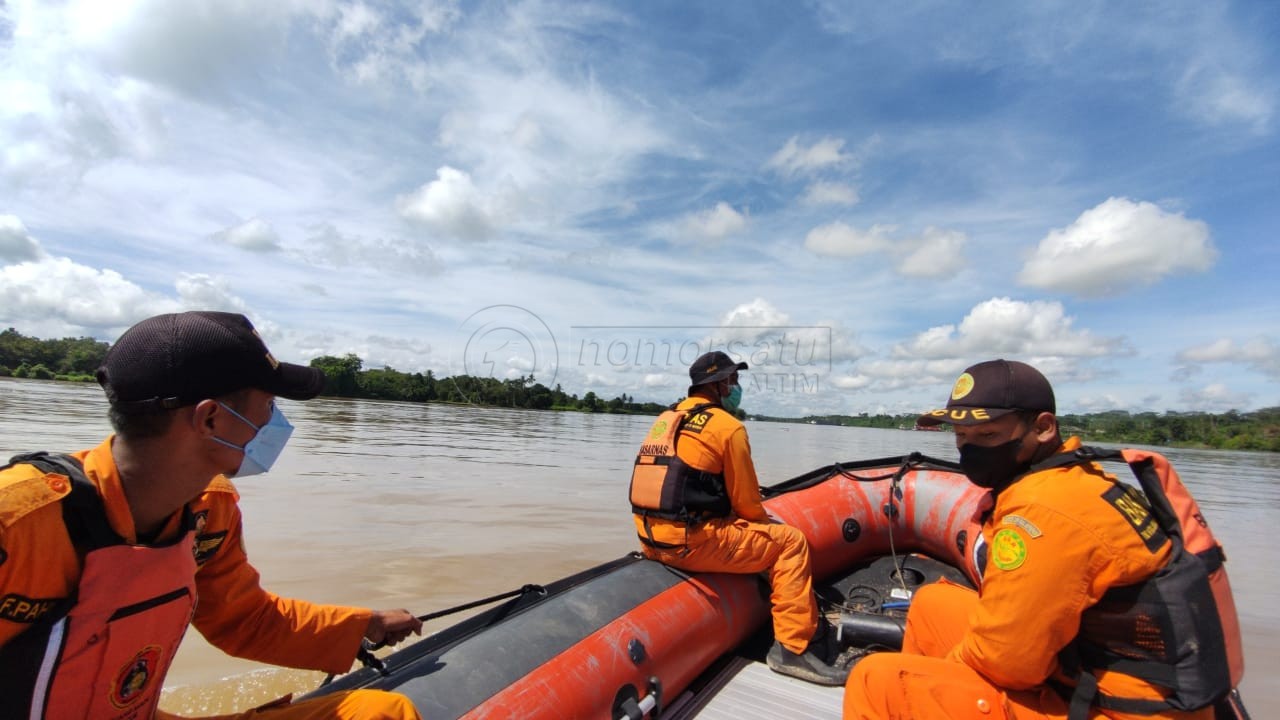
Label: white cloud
xmin=1176 ymin=49 xmax=1275 ymax=135
xmin=800 ymin=181 xmax=859 ymax=207
xmin=1179 ymin=383 xmax=1252 ymax=413
xmin=213 ymin=218 xmax=282 ymax=252
xmin=804 ymin=222 xmax=891 ymax=257
xmin=893 ymin=297 xmax=1123 ymax=360
xmin=0 ymin=215 xmax=44 ymax=262
xmin=396 ymin=166 xmax=496 ymax=242
xmin=1018 ymin=197 xmax=1216 ymax=297
xmin=894 ymin=227 xmax=966 ymax=279
xmin=681 ymin=202 xmax=748 ymax=242
xmin=765 ymin=136 xmax=853 ymax=177
xmin=1177 ymin=337 xmax=1280 ymax=380
xmin=0 ymin=256 xmax=180 ymax=333
xmin=301 ymin=223 xmax=442 ymax=276
xmin=830 ymin=374 xmax=871 ymax=390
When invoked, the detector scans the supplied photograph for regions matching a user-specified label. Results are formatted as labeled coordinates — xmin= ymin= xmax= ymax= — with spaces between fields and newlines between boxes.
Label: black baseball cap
xmin=916 ymin=359 xmax=1055 ymax=426
xmin=689 ymin=350 xmax=748 ymax=386
xmin=97 ymin=311 xmax=326 ymax=414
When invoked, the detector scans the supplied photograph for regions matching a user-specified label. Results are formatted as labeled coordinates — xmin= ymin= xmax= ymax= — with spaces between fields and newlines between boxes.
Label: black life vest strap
xmin=4 ymin=452 xmax=123 ymax=551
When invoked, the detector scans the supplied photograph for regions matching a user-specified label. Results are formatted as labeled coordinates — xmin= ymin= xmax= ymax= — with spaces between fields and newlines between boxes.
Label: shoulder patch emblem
xmin=991 ymin=528 xmax=1027 ymax=571
xmin=1001 ymin=514 xmax=1042 ymax=538
xmin=1102 ymin=484 xmax=1166 ymax=553
xmin=194 ymin=531 xmax=227 ymax=566
xmin=683 ymin=412 xmax=711 ymax=434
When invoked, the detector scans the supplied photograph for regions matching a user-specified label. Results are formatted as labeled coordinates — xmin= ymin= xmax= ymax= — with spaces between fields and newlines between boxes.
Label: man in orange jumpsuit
xmin=632 ymin=350 xmax=846 ymax=685
xmin=843 ymin=359 xmax=1210 ymax=720
xmin=0 ymin=311 xmax=423 ymax=720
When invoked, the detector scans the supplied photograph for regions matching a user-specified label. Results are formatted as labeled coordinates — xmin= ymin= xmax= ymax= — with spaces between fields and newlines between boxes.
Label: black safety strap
xmin=4 ymin=452 xmax=123 ymax=551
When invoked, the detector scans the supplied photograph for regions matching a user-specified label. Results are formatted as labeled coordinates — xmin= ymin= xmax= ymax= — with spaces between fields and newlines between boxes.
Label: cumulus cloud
xmin=804 ymin=222 xmax=891 ymax=257
xmin=894 ymin=227 xmax=966 ymax=279
xmin=396 ymin=166 xmax=496 ymax=242
xmin=212 ymin=217 xmax=282 ymax=252
xmin=301 ymin=223 xmax=442 ymax=276
xmin=681 ymin=202 xmax=749 ymax=242
xmin=893 ymin=297 xmax=1124 ymax=360
xmin=712 ymin=298 xmax=863 ymax=373
xmin=803 ymin=223 xmax=966 ymax=279
xmin=1176 ymin=337 xmax=1280 ymax=380
xmin=801 ymin=181 xmax=860 ymax=207
xmin=0 ymin=256 xmax=181 ymax=333
xmin=0 ymin=215 xmax=44 ymax=263
xmin=1018 ymin=197 xmax=1216 ymax=297
xmin=765 ymin=136 xmax=853 ymax=177
xmin=1179 ymin=383 xmax=1252 ymax=413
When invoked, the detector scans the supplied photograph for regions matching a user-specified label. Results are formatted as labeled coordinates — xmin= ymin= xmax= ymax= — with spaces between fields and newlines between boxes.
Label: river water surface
xmin=1 ymin=377 xmax=1276 ymax=715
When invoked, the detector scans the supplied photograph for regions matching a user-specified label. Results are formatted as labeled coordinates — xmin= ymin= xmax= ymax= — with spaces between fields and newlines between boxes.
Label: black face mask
xmin=958 ymin=436 xmax=1031 ymax=490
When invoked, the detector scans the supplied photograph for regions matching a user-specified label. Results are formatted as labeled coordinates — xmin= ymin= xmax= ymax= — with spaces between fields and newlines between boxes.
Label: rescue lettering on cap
xmin=921 ymin=408 xmax=992 ymax=422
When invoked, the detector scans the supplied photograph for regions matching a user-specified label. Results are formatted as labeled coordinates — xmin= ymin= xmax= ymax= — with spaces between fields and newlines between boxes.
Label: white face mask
xmin=211 ymin=402 xmax=294 ymax=477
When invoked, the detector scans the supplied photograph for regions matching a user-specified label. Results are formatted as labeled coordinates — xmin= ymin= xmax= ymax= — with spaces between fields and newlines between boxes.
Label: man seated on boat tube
xmin=843 ymin=359 xmax=1241 ymax=720
xmin=630 ymin=350 xmax=848 ymax=685
xmin=0 ymin=311 xmax=423 ymax=720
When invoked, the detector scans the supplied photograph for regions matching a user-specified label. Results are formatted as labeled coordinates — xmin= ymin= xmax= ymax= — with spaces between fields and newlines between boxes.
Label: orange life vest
xmin=0 ymin=453 xmax=197 ymax=720
xmin=1032 ymin=447 xmax=1244 ymax=718
xmin=629 ymin=403 xmax=731 ymax=522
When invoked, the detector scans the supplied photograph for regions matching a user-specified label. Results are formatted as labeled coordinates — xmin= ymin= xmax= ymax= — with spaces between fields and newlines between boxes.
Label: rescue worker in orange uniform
xmin=843 ymin=359 xmax=1215 ymax=720
xmin=632 ymin=350 xmax=847 ymax=685
xmin=0 ymin=311 xmax=423 ymax=720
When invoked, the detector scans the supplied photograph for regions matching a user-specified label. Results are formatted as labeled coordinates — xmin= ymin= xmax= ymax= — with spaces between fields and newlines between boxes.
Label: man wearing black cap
xmin=0 ymin=312 xmax=422 ymax=719
xmin=843 ymin=360 xmax=1206 ymax=720
xmin=630 ymin=350 xmax=847 ymax=685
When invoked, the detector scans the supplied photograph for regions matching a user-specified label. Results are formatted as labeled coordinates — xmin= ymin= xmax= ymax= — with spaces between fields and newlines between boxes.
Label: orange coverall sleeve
xmin=721 ymin=425 xmax=768 ymax=523
xmin=191 ymin=489 xmax=372 ymax=675
xmin=947 ymin=502 xmax=1106 ymax=688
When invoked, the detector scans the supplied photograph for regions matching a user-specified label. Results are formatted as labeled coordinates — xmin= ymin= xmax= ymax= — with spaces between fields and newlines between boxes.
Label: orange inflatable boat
xmin=310 ymin=454 xmax=988 ymax=718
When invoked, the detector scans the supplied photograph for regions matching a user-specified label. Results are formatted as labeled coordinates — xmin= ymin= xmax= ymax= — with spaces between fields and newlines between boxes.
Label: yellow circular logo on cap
xmin=951 ymin=372 xmax=975 ymax=401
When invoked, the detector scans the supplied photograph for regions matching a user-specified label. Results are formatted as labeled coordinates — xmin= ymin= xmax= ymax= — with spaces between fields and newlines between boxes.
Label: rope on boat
xmin=321 ymin=583 xmax=548 ymax=684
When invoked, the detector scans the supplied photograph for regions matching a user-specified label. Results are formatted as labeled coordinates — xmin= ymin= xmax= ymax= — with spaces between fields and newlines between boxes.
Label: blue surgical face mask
xmin=211 ymin=401 xmax=294 ymax=477
xmin=721 ymin=383 xmax=743 ymax=413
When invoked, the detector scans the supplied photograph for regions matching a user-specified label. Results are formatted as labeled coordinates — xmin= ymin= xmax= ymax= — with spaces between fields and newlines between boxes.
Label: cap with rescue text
xmin=97 ymin=311 xmax=326 ymax=414
xmin=916 ymin=359 xmax=1055 ymax=426
xmin=689 ymin=351 xmax=748 ymax=386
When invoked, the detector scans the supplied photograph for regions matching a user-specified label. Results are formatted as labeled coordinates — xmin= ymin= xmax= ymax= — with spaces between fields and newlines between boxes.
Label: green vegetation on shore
xmin=4 ymin=328 xmax=1277 ymax=450
xmin=753 ymin=409 xmax=1280 ymax=452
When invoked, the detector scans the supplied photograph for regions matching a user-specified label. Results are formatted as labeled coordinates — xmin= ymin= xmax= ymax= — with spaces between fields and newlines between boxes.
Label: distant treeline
xmin=308 ymin=353 xmax=668 ymax=414
xmin=3 ymin=328 xmax=1277 ymax=450
xmin=0 ymin=328 xmax=108 ymax=381
xmin=754 ymin=409 xmax=1280 ymax=452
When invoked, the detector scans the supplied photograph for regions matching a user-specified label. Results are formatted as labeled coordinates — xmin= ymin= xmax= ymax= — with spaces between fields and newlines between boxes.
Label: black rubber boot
xmin=765 ymin=618 xmax=849 ymax=686
xmin=765 ymin=640 xmax=850 ymax=686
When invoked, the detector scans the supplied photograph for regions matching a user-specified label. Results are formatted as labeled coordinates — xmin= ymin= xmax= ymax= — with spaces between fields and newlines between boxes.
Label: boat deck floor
xmin=667 ymin=655 xmax=844 ymax=720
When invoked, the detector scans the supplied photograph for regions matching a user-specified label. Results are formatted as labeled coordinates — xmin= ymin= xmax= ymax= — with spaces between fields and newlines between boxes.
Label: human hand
xmin=365 ymin=609 xmax=423 ymax=647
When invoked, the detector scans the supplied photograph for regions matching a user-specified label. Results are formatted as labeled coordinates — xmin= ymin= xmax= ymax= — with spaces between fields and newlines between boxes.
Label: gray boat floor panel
xmin=669 ymin=656 xmax=843 ymax=720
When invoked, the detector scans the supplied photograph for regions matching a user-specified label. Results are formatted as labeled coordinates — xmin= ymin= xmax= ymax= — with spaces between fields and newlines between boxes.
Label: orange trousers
xmin=158 ymin=689 xmax=420 ymax=720
xmin=843 ymin=582 xmax=1069 ymax=720
xmin=641 ymin=517 xmax=819 ymax=653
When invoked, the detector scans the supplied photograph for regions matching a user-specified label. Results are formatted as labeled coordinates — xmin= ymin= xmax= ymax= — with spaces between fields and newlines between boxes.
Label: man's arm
xmin=190 ymin=489 xmax=419 ymax=673
xmin=721 ymin=425 xmax=769 ymax=523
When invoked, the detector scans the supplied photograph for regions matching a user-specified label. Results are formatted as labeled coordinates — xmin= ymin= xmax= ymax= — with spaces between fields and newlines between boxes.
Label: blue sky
xmin=2 ymin=0 xmax=1278 ymax=417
